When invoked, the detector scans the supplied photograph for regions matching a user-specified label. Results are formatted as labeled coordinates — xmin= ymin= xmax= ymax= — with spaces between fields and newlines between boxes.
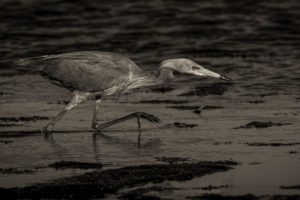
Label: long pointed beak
xmin=219 ymin=75 xmax=231 ymax=81
xmin=195 ymin=68 xmax=231 ymax=81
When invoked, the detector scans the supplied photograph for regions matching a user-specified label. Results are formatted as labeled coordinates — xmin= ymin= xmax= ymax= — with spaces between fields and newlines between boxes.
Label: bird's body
xmin=16 ymin=51 xmax=229 ymax=134
xmin=18 ymin=51 xmax=155 ymax=95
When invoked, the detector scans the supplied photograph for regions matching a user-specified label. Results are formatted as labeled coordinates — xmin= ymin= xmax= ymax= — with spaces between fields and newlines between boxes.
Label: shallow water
xmin=0 ymin=0 xmax=300 ymax=198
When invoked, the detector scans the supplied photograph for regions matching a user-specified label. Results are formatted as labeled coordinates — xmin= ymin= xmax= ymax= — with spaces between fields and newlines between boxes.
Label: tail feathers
xmin=15 ymin=55 xmax=49 ymax=66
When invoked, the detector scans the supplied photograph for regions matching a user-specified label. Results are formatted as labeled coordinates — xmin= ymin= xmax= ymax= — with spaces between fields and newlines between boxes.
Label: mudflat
xmin=0 ymin=0 xmax=299 ymax=199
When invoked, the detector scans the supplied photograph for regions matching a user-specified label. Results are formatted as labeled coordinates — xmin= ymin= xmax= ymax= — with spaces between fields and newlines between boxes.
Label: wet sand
xmin=1 ymin=0 xmax=300 ymax=199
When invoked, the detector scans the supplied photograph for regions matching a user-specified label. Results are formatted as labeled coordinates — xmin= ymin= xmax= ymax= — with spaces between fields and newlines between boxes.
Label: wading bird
xmin=16 ymin=51 xmax=230 ymax=133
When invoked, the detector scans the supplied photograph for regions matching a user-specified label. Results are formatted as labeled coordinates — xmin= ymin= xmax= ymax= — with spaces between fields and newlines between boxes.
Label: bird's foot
xmin=92 ymin=112 xmax=161 ymax=131
xmin=135 ymin=112 xmax=161 ymax=124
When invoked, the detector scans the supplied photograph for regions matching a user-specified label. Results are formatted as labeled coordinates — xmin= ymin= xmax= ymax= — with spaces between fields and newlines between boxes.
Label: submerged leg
xmin=42 ymin=91 xmax=90 ymax=133
xmin=92 ymin=112 xmax=160 ymax=131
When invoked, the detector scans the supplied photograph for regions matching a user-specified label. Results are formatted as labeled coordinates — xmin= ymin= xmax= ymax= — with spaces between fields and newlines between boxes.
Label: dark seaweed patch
xmin=187 ymin=48 xmax=266 ymax=58
xmin=0 ymin=140 xmax=13 ymax=144
xmin=155 ymin=157 xmax=190 ymax=164
xmin=193 ymin=109 xmax=203 ymax=114
xmin=246 ymin=142 xmax=300 ymax=147
xmin=151 ymin=87 xmax=174 ymax=93
xmin=167 ymin=105 xmax=200 ymax=110
xmin=192 ymin=185 xmax=230 ymax=191
xmin=58 ymin=100 xmax=69 ymax=105
xmin=0 ymin=161 xmax=237 ymax=199
xmin=248 ymin=162 xmax=262 ymax=165
xmin=0 ymin=130 xmax=42 ymax=138
xmin=173 ymin=122 xmax=197 ymax=128
xmin=0 ymin=168 xmax=35 ymax=174
xmin=193 ymin=106 xmax=223 ymax=114
xmin=48 ymin=100 xmax=69 ymax=105
xmin=213 ymin=141 xmax=232 ymax=145
xmin=280 ymin=185 xmax=300 ymax=190
xmin=139 ymin=100 xmax=189 ymax=104
xmin=186 ymin=194 xmax=300 ymax=200
xmin=259 ymin=93 xmax=278 ymax=97
xmin=49 ymin=161 xmax=103 ymax=170
xmin=179 ymin=84 xmax=228 ymax=96
xmin=0 ymin=91 xmax=13 ymax=95
xmin=274 ymin=113 xmax=289 ymax=116
xmin=248 ymin=100 xmax=265 ymax=104
xmin=167 ymin=105 xmax=223 ymax=110
xmin=0 ymin=123 xmax=22 ymax=127
xmin=0 ymin=116 xmax=49 ymax=122
xmin=289 ymin=151 xmax=298 ymax=154
xmin=235 ymin=121 xmax=292 ymax=129
xmin=0 ymin=130 xmax=95 ymax=138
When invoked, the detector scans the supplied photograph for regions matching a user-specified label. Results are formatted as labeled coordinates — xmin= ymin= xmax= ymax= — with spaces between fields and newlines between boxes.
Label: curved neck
xmin=126 ymin=67 xmax=174 ymax=90
xmin=154 ymin=67 xmax=174 ymax=84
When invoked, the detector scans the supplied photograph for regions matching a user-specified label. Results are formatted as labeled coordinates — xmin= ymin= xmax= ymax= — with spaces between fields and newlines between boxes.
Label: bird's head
xmin=159 ymin=58 xmax=230 ymax=81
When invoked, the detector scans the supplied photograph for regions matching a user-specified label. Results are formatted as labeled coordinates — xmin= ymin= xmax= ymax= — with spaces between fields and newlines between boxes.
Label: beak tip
xmin=220 ymin=75 xmax=231 ymax=81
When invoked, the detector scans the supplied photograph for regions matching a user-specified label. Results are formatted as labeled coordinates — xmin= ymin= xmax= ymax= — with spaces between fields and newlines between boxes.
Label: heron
xmin=16 ymin=51 xmax=230 ymax=133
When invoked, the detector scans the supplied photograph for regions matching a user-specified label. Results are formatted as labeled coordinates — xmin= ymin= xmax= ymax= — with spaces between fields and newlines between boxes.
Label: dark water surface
xmin=0 ymin=0 xmax=300 ymax=198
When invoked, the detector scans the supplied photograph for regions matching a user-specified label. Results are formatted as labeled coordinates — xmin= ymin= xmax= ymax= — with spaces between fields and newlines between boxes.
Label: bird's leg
xmin=92 ymin=97 xmax=102 ymax=129
xmin=42 ymin=109 xmax=67 ymax=134
xmin=137 ymin=115 xmax=142 ymax=148
xmin=42 ymin=91 xmax=90 ymax=134
xmin=93 ymin=112 xmax=160 ymax=131
xmin=137 ymin=114 xmax=141 ymax=129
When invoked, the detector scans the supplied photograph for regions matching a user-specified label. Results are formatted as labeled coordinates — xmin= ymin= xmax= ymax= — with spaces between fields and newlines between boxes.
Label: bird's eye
xmin=192 ymin=66 xmax=200 ymax=71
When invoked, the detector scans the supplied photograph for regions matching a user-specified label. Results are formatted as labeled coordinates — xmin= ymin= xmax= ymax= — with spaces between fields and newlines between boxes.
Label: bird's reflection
xmin=42 ymin=129 xmax=161 ymax=163
xmin=92 ymin=130 xmax=161 ymax=161
xmin=92 ymin=131 xmax=141 ymax=150
xmin=42 ymin=131 xmax=53 ymax=142
xmin=41 ymin=132 xmax=69 ymax=160
xmin=92 ymin=133 xmax=100 ymax=162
